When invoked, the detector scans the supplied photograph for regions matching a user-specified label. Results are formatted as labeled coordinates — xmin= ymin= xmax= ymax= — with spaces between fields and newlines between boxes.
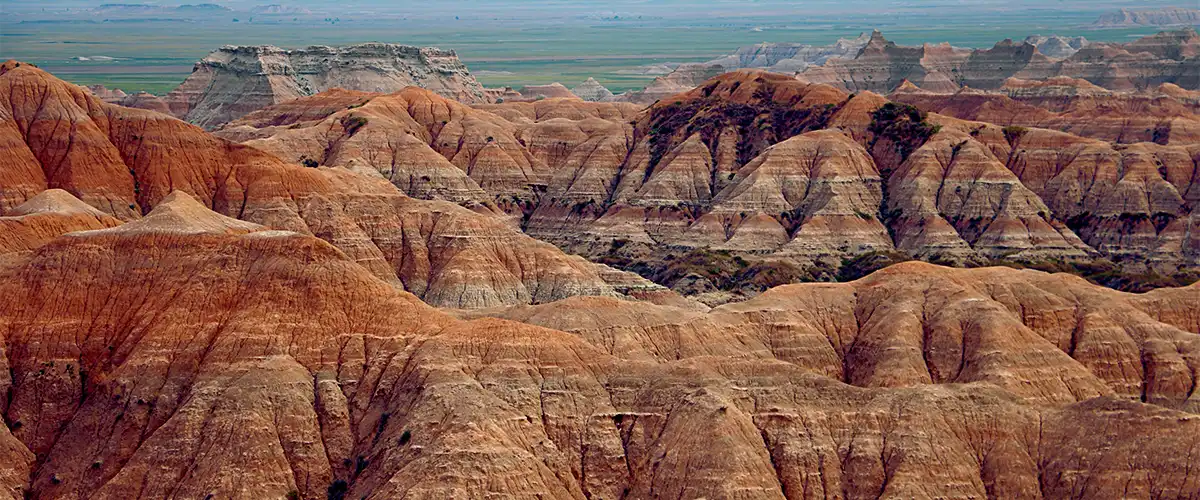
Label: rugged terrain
xmin=5 ymin=57 xmax=1200 ymax=499
xmin=620 ymin=34 xmax=872 ymax=105
xmin=1093 ymin=7 xmax=1200 ymax=27
xmin=800 ymin=29 xmax=1200 ymax=94
xmin=122 ymin=43 xmax=491 ymax=129
xmin=0 ymin=60 xmax=667 ymax=309
xmin=215 ymin=67 xmax=1200 ymax=300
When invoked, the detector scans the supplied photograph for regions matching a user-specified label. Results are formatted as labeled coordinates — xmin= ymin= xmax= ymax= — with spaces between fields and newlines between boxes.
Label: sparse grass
xmin=868 ymin=102 xmax=940 ymax=162
xmin=838 ymin=250 xmax=912 ymax=282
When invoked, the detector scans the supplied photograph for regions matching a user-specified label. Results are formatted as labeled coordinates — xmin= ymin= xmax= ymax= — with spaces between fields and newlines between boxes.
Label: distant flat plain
xmin=0 ymin=8 xmax=1164 ymax=95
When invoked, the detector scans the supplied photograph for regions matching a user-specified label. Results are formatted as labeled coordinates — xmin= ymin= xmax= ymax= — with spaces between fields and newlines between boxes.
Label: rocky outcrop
xmin=619 ymin=34 xmax=870 ymax=104
xmin=162 ymin=43 xmax=490 ymax=129
xmin=891 ymin=77 xmax=1200 ymax=144
xmin=1094 ymin=7 xmax=1200 ymax=27
xmin=800 ymin=29 xmax=1200 ymax=94
xmin=0 ymin=60 xmax=669 ymax=309
xmin=1022 ymin=35 xmax=1088 ymax=59
xmin=570 ymin=77 xmax=615 ymax=102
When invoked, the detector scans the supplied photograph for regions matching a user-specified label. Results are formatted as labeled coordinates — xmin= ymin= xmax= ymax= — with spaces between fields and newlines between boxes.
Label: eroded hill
xmin=215 ymin=69 xmax=1200 ymax=300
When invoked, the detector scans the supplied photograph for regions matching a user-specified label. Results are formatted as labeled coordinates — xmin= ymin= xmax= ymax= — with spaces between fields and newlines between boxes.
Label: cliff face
xmin=163 ymin=43 xmax=490 ymax=129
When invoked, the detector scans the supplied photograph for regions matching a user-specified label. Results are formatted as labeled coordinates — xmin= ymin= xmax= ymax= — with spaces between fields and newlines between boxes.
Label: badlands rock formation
xmin=4 ymin=61 xmax=1200 ymax=500
xmin=891 ymin=77 xmax=1200 ymax=144
xmin=570 ymin=78 xmax=616 ymax=102
xmin=620 ymin=34 xmax=870 ymax=105
xmin=1021 ymin=35 xmax=1088 ymax=59
xmin=161 ymin=43 xmax=490 ymax=129
xmin=0 ymin=59 xmax=665 ymax=309
xmin=800 ymin=29 xmax=1200 ymax=94
xmin=1 ymin=204 xmax=1199 ymax=498
xmin=219 ymin=67 xmax=1200 ymax=290
xmin=1093 ymin=7 xmax=1200 ymax=27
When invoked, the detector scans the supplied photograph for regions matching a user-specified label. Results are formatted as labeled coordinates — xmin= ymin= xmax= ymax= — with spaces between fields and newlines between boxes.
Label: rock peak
xmin=7 ymin=189 xmax=107 ymax=217
xmin=84 ymin=191 xmax=264 ymax=236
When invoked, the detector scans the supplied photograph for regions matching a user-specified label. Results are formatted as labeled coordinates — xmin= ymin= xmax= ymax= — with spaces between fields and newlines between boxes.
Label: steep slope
xmin=0 ymin=60 xmax=664 ymax=309
xmin=163 ymin=43 xmax=490 ymax=129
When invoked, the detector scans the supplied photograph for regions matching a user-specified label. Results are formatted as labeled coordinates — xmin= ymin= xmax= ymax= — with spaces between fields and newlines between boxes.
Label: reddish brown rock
xmin=2 ymin=221 xmax=1199 ymax=499
xmin=892 ymin=76 xmax=1200 ymax=144
xmin=0 ymin=189 xmax=123 ymax=257
xmin=0 ymin=61 xmax=663 ymax=309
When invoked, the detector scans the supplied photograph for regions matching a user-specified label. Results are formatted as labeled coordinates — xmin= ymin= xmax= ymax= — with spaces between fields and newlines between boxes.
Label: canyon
xmin=3 ymin=23 xmax=1200 ymax=500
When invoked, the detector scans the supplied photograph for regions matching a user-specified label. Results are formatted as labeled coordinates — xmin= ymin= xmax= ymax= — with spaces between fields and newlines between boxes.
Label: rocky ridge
xmin=799 ymin=29 xmax=1200 ymax=94
xmin=157 ymin=43 xmax=491 ymax=129
xmin=1093 ymin=7 xmax=1200 ymax=27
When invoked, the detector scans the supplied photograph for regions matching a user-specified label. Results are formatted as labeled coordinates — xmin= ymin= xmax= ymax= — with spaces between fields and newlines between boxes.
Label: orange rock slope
xmin=0 ymin=60 xmax=667 ymax=309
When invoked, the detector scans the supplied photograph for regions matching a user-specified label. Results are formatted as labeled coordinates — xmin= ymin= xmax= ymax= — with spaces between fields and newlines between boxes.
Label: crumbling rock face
xmin=163 ymin=43 xmax=490 ymax=129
